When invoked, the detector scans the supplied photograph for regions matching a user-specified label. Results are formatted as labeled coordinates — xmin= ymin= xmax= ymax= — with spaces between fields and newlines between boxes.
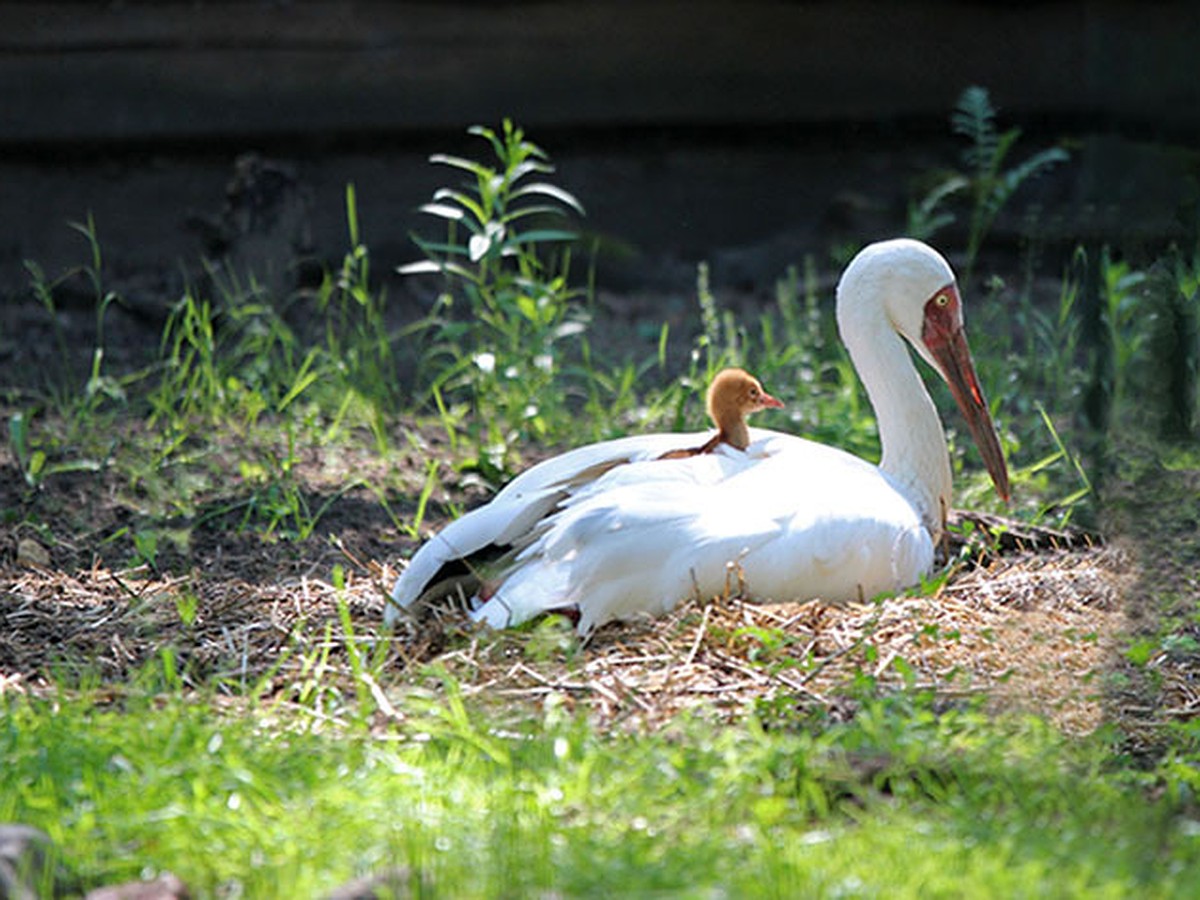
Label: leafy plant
xmin=150 ymin=289 xmax=223 ymax=427
xmin=23 ymin=259 xmax=73 ymax=376
xmin=14 ymin=218 xmax=138 ymax=494
xmin=149 ymin=278 xmax=320 ymax=436
xmin=130 ymin=528 xmax=160 ymax=571
xmin=1140 ymin=250 xmax=1200 ymax=440
xmin=1101 ymin=249 xmax=1150 ymax=409
xmin=70 ymin=214 xmax=129 ymax=417
xmin=173 ymin=588 xmax=200 ymax=627
xmin=6 ymin=409 xmax=106 ymax=494
xmin=908 ymin=85 xmax=1069 ymax=281
xmin=221 ymin=440 xmax=362 ymax=541
xmin=401 ymin=119 xmax=588 ymax=475
xmin=8 ymin=412 xmax=45 ymax=489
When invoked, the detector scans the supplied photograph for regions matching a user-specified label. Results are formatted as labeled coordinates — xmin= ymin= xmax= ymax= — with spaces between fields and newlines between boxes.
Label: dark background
xmin=2 ymin=0 xmax=1199 ymax=310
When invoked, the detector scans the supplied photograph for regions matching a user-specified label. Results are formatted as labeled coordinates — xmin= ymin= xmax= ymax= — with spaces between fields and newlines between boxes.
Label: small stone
xmin=0 ymin=823 xmax=55 ymax=900
xmin=324 ymin=866 xmax=412 ymax=900
xmin=16 ymin=538 xmax=49 ymax=568
xmin=85 ymin=872 xmax=190 ymax=900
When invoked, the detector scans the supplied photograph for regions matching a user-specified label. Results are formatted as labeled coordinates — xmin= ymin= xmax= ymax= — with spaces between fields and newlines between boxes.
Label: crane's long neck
xmin=842 ymin=310 xmax=952 ymax=538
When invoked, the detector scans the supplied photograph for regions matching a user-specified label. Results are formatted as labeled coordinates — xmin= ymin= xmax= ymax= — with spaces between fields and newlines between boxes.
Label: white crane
xmin=386 ymin=239 xmax=1010 ymax=634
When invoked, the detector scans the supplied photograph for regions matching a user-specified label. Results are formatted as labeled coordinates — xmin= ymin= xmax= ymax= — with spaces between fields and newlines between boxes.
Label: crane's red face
xmin=921 ymin=285 xmax=1011 ymax=502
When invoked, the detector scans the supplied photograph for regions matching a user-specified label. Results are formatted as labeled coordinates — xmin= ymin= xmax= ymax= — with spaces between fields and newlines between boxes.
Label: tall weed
xmin=401 ymin=120 xmax=588 ymax=476
xmin=316 ymin=184 xmax=397 ymax=448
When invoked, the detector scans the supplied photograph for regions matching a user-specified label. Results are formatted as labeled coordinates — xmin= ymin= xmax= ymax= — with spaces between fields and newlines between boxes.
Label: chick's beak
xmin=757 ymin=391 xmax=785 ymax=411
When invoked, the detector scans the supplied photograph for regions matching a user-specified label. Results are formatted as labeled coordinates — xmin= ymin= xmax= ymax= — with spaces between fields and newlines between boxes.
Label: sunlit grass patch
xmin=2 ymin=683 xmax=1196 ymax=897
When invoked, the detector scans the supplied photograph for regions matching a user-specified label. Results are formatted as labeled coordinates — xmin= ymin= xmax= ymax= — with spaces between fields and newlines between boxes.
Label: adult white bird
xmin=386 ymin=238 xmax=1009 ymax=634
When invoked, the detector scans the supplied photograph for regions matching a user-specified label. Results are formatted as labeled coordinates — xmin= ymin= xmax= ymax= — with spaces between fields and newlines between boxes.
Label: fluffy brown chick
xmin=658 ymin=368 xmax=783 ymax=459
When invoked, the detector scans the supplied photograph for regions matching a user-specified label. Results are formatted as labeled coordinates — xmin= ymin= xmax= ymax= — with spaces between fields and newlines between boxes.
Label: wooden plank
xmin=2 ymin=0 xmax=1200 ymax=147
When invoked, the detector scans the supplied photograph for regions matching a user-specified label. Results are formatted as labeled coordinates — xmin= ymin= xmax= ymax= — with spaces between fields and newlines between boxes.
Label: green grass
xmin=4 ymin=686 xmax=1197 ymax=897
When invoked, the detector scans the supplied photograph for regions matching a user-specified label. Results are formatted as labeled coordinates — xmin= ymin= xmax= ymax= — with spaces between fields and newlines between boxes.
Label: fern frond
xmin=1002 ymin=148 xmax=1070 ymax=200
xmin=952 ymin=86 xmax=999 ymax=175
xmin=906 ymin=174 xmax=969 ymax=240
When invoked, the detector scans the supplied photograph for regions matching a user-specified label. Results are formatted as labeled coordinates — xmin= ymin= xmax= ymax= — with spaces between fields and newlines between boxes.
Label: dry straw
xmin=0 ymin=513 xmax=1132 ymax=736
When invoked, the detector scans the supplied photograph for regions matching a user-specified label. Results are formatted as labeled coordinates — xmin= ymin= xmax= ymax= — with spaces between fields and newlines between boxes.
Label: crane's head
xmin=838 ymin=239 xmax=1010 ymax=502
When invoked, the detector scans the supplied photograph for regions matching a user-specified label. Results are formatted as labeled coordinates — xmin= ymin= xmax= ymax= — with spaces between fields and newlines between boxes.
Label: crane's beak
xmin=922 ymin=291 xmax=1010 ymax=502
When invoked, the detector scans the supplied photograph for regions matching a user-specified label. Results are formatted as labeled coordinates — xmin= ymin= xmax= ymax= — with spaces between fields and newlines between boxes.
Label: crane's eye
xmin=934 ymin=292 xmax=951 ymax=307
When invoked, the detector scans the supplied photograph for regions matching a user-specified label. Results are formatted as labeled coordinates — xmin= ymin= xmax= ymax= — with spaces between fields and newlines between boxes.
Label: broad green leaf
xmin=429 ymin=153 xmax=494 ymax=179
xmin=432 ymin=188 xmax=487 ymax=227
xmin=397 ymin=260 xmax=478 ymax=282
xmin=508 ymin=229 xmax=579 ymax=245
xmin=467 ymin=124 xmax=505 ymax=160
xmin=503 ymin=205 xmax=574 ymax=226
xmin=468 ymin=233 xmax=492 ymax=262
xmin=410 ymin=236 xmax=473 ymax=257
xmin=516 ymin=294 xmax=539 ymax=322
xmin=508 ymin=159 xmax=556 ymax=182
xmin=510 ymin=182 xmax=586 ymax=215
xmin=419 ymin=202 xmax=465 ymax=222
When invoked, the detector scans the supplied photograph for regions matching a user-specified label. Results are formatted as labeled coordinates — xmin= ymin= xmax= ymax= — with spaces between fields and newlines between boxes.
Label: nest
xmin=0 ymin=522 xmax=1132 ymax=737
xmin=432 ymin=545 xmax=1131 ymax=734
